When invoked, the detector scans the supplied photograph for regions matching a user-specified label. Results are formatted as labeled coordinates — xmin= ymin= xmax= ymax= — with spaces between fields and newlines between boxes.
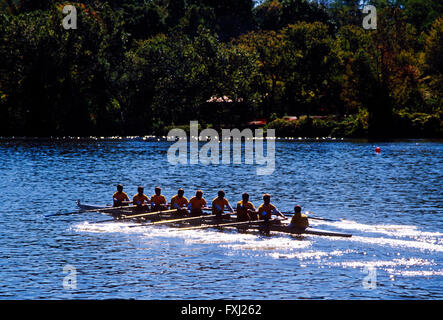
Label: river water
xmin=0 ymin=138 xmax=441 ymax=299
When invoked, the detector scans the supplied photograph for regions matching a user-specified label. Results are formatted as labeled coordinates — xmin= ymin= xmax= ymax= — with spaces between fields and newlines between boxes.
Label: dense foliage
xmin=0 ymin=0 xmax=441 ymax=137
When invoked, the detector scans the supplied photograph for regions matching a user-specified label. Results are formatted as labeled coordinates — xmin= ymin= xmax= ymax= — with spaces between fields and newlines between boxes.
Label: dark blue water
xmin=0 ymin=138 xmax=441 ymax=299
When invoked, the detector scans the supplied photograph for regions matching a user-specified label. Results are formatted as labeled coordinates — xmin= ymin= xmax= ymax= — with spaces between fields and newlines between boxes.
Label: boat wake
xmin=72 ymin=218 xmax=443 ymax=278
xmin=317 ymin=219 xmax=443 ymax=239
xmin=313 ymin=219 xmax=443 ymax=252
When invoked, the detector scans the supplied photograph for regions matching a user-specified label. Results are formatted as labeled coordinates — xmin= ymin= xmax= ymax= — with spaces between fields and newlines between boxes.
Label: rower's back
xmin=289 ymin=205 xmax=309 ymax=230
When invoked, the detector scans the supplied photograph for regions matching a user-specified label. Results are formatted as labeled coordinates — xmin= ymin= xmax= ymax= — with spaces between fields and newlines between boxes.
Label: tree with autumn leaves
xmin=0 ymin=0 xmax=441 ymax=137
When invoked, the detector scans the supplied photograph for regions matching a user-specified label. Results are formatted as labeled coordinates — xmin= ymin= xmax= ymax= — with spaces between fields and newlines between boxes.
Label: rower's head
xmin=263 ymin=193 xmax=271 ymax=204
xmin=294 ymin=205 xmax=302 ymax=217
xmin=155 ymin=186 xmax=161 ymax=195
xmin=217 ymin=190 xmax=225 ymax=199
xmin=178 ymin=188 xmax=184 ymax=197
xmin=137 ymin=186 xmax=144 ymax=194
xmin=117 ymin=184 xmax=123 ymax=192
xmin=196 ymin=190 xmax=203 ymax=199
xmin=242 ymin=192 xmax=249 ymax=202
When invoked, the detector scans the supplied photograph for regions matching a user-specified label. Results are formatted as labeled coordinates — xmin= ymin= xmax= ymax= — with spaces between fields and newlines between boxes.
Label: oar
xmin=282 ymin=212 xmax=339 ymax=222
xmin=46 ymin=204 xmax=141 ymax=217
xmin=95 ymin=205 xmax=233 ymax=225
xmin=177 ymin=218 xmax=278 ymax=231
xmin=129 ymin=214 xmax=220 ymax=228
xmin=92 ymin=209 xmax=178 ymax=224
xmin=128 ymin=212 xmax=234 ymax=228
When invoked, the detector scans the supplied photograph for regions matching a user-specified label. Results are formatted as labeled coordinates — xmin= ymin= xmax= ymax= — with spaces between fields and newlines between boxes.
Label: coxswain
xmin=188 ymin=190 xmax=208 ymax=217
xmin=288 ymin=205 xmax=309 ymax=230
xmin=133 ymin=186 xmax=149 ymax=212
xmin=236 ymin=192 xmax=257 ymax=222
xmin=150 ymin=186 xmax=168 ymax=212
xmin=113 ymin=184 xmax=130 ymax=207
xmin=170 ymin=188 xmax=189 ymax=217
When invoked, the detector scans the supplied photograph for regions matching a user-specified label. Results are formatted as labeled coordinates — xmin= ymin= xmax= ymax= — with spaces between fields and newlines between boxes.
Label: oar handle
xmin=135 ymin=214 xmax=218 ymax=227
xmin=178 ymin=217 xmax=281 ymax=231
xmin=282 ymin=212 xmax=338 ymax=222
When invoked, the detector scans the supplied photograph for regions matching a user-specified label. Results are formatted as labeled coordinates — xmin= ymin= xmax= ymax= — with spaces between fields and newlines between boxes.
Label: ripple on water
xmin=0 ymin=139 xmax=442 ymax=299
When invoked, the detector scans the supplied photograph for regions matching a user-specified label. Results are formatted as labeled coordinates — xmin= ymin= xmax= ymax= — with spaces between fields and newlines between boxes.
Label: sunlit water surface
xmin=0 ymin=138 xmax=441 ymax=299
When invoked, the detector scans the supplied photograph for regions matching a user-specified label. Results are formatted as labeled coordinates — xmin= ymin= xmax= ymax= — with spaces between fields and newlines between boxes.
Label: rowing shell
xmin=77 ymin=202 xmax=172 ymax=217
xmin=77 ymin=201 xmax=352 ymax=238
xmin=246 ymin=224 xmax=352 ymax=238
xmin=192 ymin=217 xmax=352 ymax=237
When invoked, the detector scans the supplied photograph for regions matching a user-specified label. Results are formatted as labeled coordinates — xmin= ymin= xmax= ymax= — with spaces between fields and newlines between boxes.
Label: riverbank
xmin=264 ymin=111 xmax=442 ymax=139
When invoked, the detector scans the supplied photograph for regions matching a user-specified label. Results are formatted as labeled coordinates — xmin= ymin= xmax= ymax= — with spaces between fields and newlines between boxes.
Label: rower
xmin=236 ymin=192 xmax=256 ymax=222
xmin=113 ymin=184 xmax=130 ymax=207
xmin=170 ymin=188 xmax=189 ymax=217
xmin=212 ymin=190 xmax=234 ymax=220
xmin=188 ymin=190 xmax=208 ymax=217
xmin=288 ymin=205 xmax=309 ymax=230
xmin=150 ymin=186 xmax=168 ymax=212
xmin=257 ymin=194 xmax=286 ymax=221
xmin=257 ymin=193 xmax=286 ymax=234
xmin=133 ymin=186 xmax=149 ymax=212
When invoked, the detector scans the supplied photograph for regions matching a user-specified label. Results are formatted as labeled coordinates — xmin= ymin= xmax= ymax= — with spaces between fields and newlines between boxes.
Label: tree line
xmin=0 ymin=0 xmax=441 ymax=138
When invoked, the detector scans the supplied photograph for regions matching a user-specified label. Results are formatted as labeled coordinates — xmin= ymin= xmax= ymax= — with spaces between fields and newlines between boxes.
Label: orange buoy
xmin=375 ymin=147 xmax=381 ymax=153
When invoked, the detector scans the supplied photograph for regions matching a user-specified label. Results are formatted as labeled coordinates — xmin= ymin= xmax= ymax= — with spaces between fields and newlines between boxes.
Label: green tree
xmin=254 ymin=0 xmax=331 ymax=31
xmin=235 ymin=29 xmax=289 ymax=117
xmin=122 ymin=27 xmax=257 ymax=132
xmin=328 ymin=0 xmax=363 ymax=30
xmin=253 ymin=0 xmax=283 ymax=30
xmin=335 ymin=7 xmax=424 ymax=137
xmin=180 ymin=4 xmax=216 ymax=37
xmin=186 ymin=0 xmax=255 ymax=40
xmin=423 ymin=17 xmax=443 ymax=109
xmin=0 ymin=3 xmax=128 ymax=135
xmin=402 ymin=0 xmax=443 ymax=33
xmin=282 ymin=21 xmax=337 ymax=116
xmin=122 ymin=2 xmax=167 ymax=41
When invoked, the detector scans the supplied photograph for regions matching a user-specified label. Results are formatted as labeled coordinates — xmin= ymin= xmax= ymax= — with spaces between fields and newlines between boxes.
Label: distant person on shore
xmin=236 ymin=192 xmax=257 ymax=222
xmin=113 ymin=184 xmax=130 ymax=207
xmin=150 ymin=186 xmax=168 ymax=212
xmin=188 ymin=190 xmax=208 ymax=217
xmin=170 ymin=188 xmax=189 ymax=217
xmin=288 ymin=205 xmax=309 ymax=230
xmin=212 ymin=190 xmax=234 ymax=220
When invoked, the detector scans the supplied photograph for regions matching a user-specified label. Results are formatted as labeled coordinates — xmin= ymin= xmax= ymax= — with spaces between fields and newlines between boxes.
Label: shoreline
xmin=1 ymin=136 xmax=442 ymax=143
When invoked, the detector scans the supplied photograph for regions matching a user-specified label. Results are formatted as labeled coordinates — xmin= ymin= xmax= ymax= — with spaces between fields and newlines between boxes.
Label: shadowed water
xmin=0 ymin=138 xmax=441 ymax=299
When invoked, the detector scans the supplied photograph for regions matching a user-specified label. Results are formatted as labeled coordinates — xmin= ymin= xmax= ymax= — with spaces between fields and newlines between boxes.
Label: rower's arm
xmin=274 ymin=208 xmax=287 ymax=219
xmin=114 ymin=199 xmax=132 ymax=205
xmin=171 ymin=202 xmax=181 ymax=210
xmin=226 ymin=202 xmax=234 ymax=213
